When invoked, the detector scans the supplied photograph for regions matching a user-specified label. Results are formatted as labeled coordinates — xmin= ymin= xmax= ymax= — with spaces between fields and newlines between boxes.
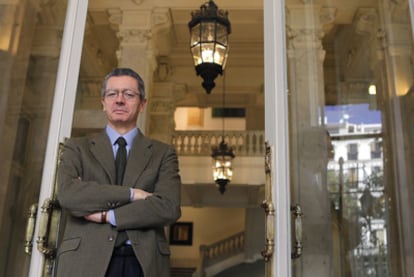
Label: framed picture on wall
xmin=169 ymin=222 xmax=193 ymax=246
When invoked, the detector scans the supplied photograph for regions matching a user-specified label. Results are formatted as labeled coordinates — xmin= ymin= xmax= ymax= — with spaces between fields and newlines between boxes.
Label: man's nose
xmin=115 ymin=92 xmax=126 ymax=102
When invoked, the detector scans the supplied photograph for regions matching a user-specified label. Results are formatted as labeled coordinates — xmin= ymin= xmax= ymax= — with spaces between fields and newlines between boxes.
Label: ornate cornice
xmin=320 ymin=7 xmax=336 ymax=25
xmin=354 ymin=8 xmax=377 ymax=35
xmin=287 ymin=27 xmax=325 ymax=49
xmin=152 ymin=7 xmax=172 ymax=30
xmin=117 ymin=28 xmax=152 ymax=44
xmin=107 ymin=8 xmax=122 ymax=31
xmin=286 ymin=6 xmax=332 ymax=50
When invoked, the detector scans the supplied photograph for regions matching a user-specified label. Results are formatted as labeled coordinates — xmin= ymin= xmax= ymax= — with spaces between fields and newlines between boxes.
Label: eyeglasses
xmin=104 ymin=89 xmax=140 ymax=100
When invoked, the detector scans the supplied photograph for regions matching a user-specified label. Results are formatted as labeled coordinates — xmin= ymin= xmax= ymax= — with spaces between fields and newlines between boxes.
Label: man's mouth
xmin=113 ymin=109 xmax=127 ymax=113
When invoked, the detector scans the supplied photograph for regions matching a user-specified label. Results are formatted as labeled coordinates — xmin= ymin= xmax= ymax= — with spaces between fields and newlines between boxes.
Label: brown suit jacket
xmin=55 ymin=130 xmax=181 ymax=277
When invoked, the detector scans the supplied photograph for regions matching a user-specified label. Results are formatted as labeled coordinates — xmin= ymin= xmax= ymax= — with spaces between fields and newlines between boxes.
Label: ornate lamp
xmin=212 ymin=140 xmax=235 ymax=194
xmin=188 ymin=0 xmax=231 ymax=94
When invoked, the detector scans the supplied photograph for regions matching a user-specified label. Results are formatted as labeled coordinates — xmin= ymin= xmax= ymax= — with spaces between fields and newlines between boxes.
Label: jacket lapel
xmin=123 ymin=131 xmax=152 ymax=187
xmin=89 ymin=131 xmax=116 ymax=184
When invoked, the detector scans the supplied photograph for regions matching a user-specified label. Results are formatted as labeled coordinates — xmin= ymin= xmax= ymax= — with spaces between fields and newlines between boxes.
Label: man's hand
xmin=83 ymin=189 xmax=152 ymax=223
xmin=84 ymin=211 xmax=108 ymax=223
xmin=132 ymin=188 xmax=152 ymax=201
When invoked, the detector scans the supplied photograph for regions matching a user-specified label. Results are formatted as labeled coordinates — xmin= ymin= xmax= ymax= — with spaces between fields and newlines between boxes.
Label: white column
xmin=109 ymin=7 xmax=172 ymax=133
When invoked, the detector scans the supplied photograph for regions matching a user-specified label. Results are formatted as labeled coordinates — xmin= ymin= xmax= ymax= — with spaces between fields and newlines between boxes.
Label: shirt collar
xmin=105 ymin=125 xmax=138 ymax=147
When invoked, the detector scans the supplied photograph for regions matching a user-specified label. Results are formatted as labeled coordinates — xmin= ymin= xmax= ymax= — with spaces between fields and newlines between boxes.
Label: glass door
xmin=0 ymin=1 xmax=68 ymax=276
xmin=0 ymin=1 xmax=87 ymax=277
xmin=279 ymin=0 xmax=414 ymax=276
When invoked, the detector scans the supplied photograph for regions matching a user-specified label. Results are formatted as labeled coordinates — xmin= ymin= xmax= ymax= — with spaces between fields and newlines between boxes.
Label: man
xmin=56 ymin=68 xmax=181 ymax=277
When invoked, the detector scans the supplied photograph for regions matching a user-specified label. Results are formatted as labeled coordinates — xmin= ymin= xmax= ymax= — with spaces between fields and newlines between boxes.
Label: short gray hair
xmin=101 ymin=68 xmax=145 ymax=99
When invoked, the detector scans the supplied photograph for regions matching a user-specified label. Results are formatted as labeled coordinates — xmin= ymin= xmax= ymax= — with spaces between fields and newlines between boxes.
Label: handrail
xmin=198 ymin=232 xmax=245 ymax=276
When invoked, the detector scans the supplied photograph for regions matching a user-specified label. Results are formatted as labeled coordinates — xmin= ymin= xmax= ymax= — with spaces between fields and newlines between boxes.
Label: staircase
xmin=171 ymin=267 xmax=196 ymax=277
xmin=196 ymin=232 xmax=246 ymax=277
xmin=171 ymin=232 xmax=252 ymax=277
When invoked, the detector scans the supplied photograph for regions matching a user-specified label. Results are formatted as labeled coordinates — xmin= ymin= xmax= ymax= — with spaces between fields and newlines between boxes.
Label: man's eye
xmin=124 ymin=92 xmax=135 ymax=98
xmin=106 ymin=92 xmax=117 ymax=98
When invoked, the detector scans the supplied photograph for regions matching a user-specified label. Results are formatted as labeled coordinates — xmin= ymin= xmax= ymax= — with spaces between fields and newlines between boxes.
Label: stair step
xmin=170 ymin=267 xmax=196 ymax=277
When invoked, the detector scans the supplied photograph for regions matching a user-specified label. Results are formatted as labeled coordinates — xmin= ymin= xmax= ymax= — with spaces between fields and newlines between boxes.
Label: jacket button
xmin=108 ymin=235 xmax=115 ymax=241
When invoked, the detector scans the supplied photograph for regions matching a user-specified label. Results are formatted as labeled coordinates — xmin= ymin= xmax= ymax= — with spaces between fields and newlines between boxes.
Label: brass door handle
xmin=291 ymin=204 xmax=303 ymax=259
xmin=35 ymin=142 xmax=64 ymax=259
xmin=261 ymin=200 xmax=275 ymax=262
xmin=36 ymin=198 xmax=60 ymax=258
xmin=24 ymin=203 xmax=38 ymax=255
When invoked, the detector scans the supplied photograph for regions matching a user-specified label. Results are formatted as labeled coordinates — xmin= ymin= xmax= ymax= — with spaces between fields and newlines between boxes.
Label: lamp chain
xmin=222 ymin=73 xmax=226 ymax=142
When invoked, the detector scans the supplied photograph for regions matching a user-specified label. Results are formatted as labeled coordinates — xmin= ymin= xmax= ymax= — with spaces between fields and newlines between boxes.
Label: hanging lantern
xmin=211 ymin=140 xmax=235 ymax=194
xmin=188 ymin=0 xmax=231 ymax=94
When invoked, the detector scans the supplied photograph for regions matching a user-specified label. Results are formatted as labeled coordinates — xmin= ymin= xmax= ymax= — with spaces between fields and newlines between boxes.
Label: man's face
xmin=101 ymin=75 xmax=147 ymax=131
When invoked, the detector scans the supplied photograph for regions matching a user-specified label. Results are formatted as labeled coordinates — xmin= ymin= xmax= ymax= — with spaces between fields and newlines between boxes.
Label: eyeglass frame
xmin=103 ymin=88 xmax=142 ymax=101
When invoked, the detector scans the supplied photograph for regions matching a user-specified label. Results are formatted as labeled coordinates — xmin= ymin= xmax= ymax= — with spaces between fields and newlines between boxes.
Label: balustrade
xmin=171 ymin=130 xmax=265 ymax=156
xmin=198 ymin=232 xmax=245 ymax=277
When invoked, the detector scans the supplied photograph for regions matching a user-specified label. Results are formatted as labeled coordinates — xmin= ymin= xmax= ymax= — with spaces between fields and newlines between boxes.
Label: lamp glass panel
xmin=214 ymin=44 xmax=227 ymax=65
xmin=190 ymin=23 xmax=201 ymax=46
xmin=222 ymin=51 xmax=229 ymax=69
xmin=215 ymin=24 xmax=228 ymax=45
xmin=191 ymin=45 xmax=202 ymax=66
xmin=213 ymin=157 xmax=233 ymax=181
xmin=201 ymin=42 xmax=215 ymax=63
xmin=201 ymin=22 xmax=216 ymax=42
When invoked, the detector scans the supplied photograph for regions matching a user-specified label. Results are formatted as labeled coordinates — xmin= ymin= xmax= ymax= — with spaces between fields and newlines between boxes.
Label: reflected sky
xmin=325 ymin=104 xmax=381 ymax=125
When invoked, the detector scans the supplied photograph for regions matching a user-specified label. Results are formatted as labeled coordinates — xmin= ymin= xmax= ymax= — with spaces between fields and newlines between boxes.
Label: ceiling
xmin=81 ymin=0 xmax=263 ymax=109
xmin=77 ymin=0 xmax=384 ymax=110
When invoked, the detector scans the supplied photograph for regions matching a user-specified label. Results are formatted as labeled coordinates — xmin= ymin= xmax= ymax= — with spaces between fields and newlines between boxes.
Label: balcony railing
xmin=171 ymin=130 xmax=265 ymax=156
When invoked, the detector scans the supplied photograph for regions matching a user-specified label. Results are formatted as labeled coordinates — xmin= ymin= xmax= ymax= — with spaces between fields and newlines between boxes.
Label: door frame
xmin=264 ymin=0 xmax=291 ymax=276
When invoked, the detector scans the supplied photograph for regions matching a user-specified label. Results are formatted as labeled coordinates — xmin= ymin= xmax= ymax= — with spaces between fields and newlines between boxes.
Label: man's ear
xmin=139 ymin=99 xmax=148 ymax=112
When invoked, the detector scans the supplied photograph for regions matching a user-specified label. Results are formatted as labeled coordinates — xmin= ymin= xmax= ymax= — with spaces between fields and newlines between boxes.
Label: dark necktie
xmin=115 ymin=137 xmax=127 ymax=185
xmin=114 ymin=137 xmax=128 ymax=246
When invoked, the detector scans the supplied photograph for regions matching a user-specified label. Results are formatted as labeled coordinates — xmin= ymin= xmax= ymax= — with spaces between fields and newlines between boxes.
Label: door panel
xmin=0 ymin=1 xmax=68 ymax=276
xmin=29 ymin=0 xmax=88 ymax=276
xmin=0 ymin=1 xmax=88 ymax=276
xmin=285 ymin=0 xmax=414 ymax=276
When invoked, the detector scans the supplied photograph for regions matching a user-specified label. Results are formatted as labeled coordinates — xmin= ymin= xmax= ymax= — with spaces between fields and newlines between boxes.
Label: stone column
xmin=286 ymin=5 xmax=335 ymax=276
xmin=147 ymin=55 xmax=184 ymax=144
xmin=108 ymin=7 xmax=172 ymax=133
